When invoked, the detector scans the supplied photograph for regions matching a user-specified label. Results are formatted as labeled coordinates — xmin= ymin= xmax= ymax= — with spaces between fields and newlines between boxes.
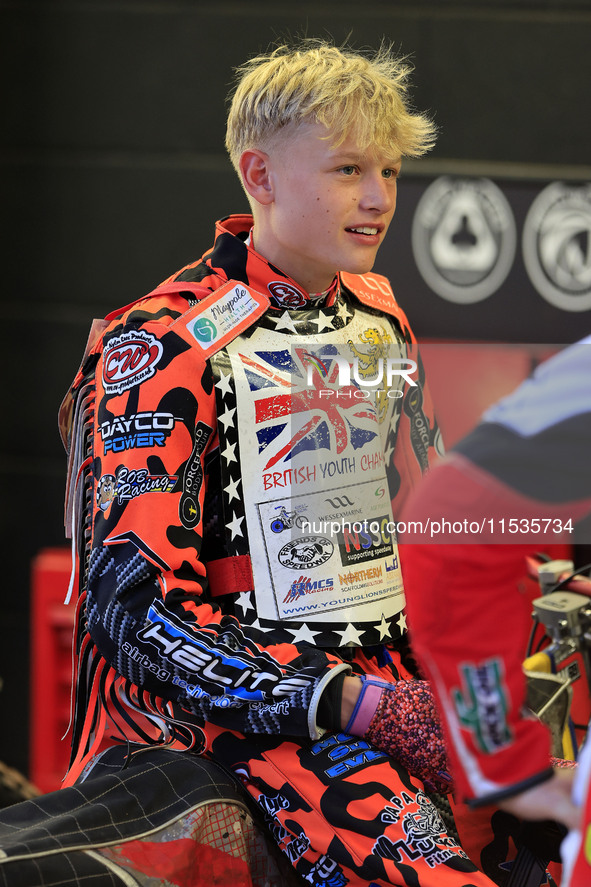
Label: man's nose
xmin=359 ymin=174 xmax=396 ymax=213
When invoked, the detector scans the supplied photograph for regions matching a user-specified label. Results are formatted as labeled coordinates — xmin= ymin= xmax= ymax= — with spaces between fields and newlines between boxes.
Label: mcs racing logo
xmin=283 ymin=575 xmax=334 ymax=604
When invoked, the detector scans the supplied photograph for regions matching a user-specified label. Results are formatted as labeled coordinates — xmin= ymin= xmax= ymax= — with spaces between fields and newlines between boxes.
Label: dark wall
xmin=2 ymin=0 xmax=590 ymax=777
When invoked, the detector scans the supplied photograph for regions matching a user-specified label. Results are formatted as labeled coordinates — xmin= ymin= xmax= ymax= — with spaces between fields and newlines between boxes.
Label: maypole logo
xmin=303 ymin=352 xmax=418 ymax=399
xmin=192 ymin=317 xmax=217 ymax=343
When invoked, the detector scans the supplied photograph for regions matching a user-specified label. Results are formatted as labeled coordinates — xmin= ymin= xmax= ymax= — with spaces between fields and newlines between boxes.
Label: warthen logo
xmin=304 ymin=353 xmax=418 ymax=400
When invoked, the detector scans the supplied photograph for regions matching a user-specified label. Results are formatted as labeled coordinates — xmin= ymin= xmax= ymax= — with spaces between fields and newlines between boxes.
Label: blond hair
xmin=225 ymin=40 xmax=436 ymax=172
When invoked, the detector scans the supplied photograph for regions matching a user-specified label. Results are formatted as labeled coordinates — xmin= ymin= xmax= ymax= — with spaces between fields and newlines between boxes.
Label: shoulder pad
xmin=341 ymin=272 xmax=399 ymax=315
xmin=341 ymin=272 xmax=415 ymax=342
xmin=104 ymin=281 xmax=212 ymax=322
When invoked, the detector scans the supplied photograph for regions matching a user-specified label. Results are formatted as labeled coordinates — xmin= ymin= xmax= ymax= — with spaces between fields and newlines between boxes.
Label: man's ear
xmin=239 ymin=149 xmax=274 ymax=206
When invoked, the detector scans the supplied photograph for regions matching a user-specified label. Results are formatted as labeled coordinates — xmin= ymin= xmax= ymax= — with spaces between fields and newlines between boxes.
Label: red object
xmin=420 ymin=341 xmax=558 ymax=447
xmin=30 ymin=547 xmax=76 ymax=793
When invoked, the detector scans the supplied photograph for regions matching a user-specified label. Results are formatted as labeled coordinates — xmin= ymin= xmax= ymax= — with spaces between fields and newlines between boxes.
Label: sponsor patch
xmin=179 ymin=421 xmax=214 ymax=529
xmin=278 ymin=536 xmax=334 ymax=570
xmin=283 ymin=575 xmax=334 ymax=604
xmin=336 ymin=515 xmax=394 ymax=567
xmin=99 ymin=410 xmax=182 ymax=453
xmin=102 ymin=330 xmax=163 ymax=395
xmin=96 ymin=467 xmax=177 ymax=512
xmin=452 ymin=658 xmax=512 ymax=753
xmin=185 ymin=282 xmax=268 ymax=356
xmin=268 ymin=280 xmax=307 ymax=308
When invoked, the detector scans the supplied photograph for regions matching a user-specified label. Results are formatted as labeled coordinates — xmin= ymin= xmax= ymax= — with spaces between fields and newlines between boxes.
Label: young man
xmin=60 ymin=41 xmax=494 ymax=886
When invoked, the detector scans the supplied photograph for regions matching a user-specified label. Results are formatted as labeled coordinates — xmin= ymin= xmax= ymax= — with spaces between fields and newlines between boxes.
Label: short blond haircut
xmin=225 ymin=40 xmax=436 ymax=173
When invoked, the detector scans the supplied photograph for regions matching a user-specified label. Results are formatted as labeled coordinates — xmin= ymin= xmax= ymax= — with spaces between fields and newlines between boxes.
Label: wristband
xmin=345 ymin=677 xmax=394 ymax=736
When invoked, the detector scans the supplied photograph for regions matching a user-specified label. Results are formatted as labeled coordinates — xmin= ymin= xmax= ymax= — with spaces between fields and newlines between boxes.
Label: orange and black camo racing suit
xmin=60 ymin=214 xmax=495 ymax=886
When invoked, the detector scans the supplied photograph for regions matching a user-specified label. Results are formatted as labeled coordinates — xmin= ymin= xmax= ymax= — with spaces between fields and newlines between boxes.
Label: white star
xmin=313 ymin=310 xmax=334 ymax=332
xmin=235 ymin=590 xmax=254 ymax=613
xmin=273 ymin=311 xmax=298 ymax=333
xmin=337 ymin=622 xmax=364 ymax=646
xmin=287 ymin=623 xmax=320 ymax=644
xmin=384 ymin=439 xmax=395 ymax=466
xmin=248 ymin=617 xmax=262 ymax=631
xmin=218 ymin=407 xmax=236 ymax=431
xmin=224 ymin=475 xmax=241 ymax=503
xmin=226 ymin=512 xmax=244 ymax=540
xmin=397 ymin=611 xmax=407 ymax=633
xmin=221 ymin=440 xmax=237 ymax=465
xmin=215 ymin=370 xmax=233 ymax=398
xmin=377 ymin=613 xmax=391 ymax=641
xmin=336 ymin=300 xmax=351 ymax=322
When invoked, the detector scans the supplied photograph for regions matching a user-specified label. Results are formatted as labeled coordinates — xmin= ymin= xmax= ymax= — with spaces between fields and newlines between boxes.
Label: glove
xmin=345 ymin=677 xmax=452 ymax=794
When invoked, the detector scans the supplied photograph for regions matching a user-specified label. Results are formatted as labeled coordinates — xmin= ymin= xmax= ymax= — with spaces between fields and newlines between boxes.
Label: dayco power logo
xmin=522 ymin=182 xmax=591 ymax=312
xmin=412 ymin=177 xmax=516 ymax=303
xmin=99 ymin=411 xmax=182 ymax=453
xmin=102 ymin=330 xmax=163 ymax=394
xmin=179 ymin=421 xmax=213 ymax=529
xmin=278 ymin=536 xmax=334 ymax=570
xmin=452 ymin=658 xmax=512 ymax=753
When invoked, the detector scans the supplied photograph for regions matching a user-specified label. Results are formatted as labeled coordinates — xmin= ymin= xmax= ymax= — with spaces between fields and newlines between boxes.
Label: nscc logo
xmin=337 ymin=516 xmax=394 ymax=567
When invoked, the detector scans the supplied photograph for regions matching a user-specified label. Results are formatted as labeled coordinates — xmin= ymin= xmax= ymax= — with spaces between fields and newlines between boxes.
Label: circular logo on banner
xmin=411 ymin=177 xmax=517 ymax=303
xmin=278 ymin=536 xmax=334 ymax=570
xmin=268 ymin=281 xmax=307 ymax=308
xmin=522 ymin=182 xmax=591 ymax=312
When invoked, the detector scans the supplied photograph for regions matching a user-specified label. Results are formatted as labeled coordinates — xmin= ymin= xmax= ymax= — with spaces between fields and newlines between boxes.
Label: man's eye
xmin=340 ymin=166 xmax=357 ymax=175
xmin=383 ymin=168 xmax=399 ymax=179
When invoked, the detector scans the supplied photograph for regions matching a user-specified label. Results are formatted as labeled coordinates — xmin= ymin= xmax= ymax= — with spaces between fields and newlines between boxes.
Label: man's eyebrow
xmin=331 ymin=152 xmax=402 ymax=166
xmin=331 ymin=152 xmax=364 ymax=164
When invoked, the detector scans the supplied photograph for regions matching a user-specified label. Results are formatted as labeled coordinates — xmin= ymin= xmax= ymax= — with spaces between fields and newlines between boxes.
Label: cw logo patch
xmin=452 ymin=658 xmax=512 ymax=754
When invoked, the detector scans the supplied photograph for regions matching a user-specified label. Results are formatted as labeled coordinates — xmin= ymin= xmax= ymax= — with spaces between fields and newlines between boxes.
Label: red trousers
xmin=205 ymin=647 xmax=496 ymax=886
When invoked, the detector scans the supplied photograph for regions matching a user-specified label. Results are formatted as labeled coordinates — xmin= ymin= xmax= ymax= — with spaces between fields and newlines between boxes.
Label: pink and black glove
xmin=345 ymin=677 xmax=452 ymax=794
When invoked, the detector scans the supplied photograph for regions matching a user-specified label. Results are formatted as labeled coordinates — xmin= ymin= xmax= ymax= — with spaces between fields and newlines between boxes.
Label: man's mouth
xmin=347 ymin=226 xmax=380 ymax=236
